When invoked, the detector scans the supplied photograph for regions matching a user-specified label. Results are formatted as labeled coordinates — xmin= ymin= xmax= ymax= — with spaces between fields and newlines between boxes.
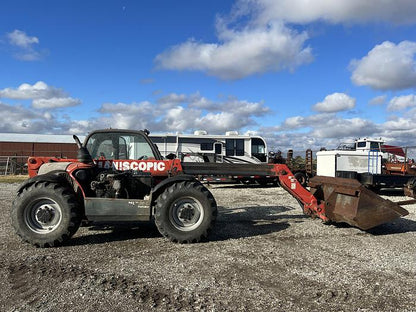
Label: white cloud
xmin=350 ymin=41 xmax=416 ymax=90
xmin=6 ymin=29 xmax=44 ymax=61
xmin=0 ymin=81 xmax=81 ymax=109
xmin=369 ymin=95 xmax=387 ymax=106
xmin=162 ymin=106 xmax=202 ymax=131
xmin=93 ymin=94 xmax=270 ymax=134
xmin=32 ymin=97 xmax=81 ymax=109
xmin=0 ymin=81 xmax=65 ymax=100
xmin=387 ymin=94 xmax=416 ymax=111
xmin=259 ymin=114 xmax=381 ymax=152
xmin=0 ymin=87 xmax=271 ymax=135
xmin=154 ymin=1 xmax=416 ymax=80
xmin=7 ymin=30 xmax=39 ymax=48
xmin=235 ymin=0 xmax=416 ymax=25
xmin=157 ymin=93 xmax=188 ymax=108
xmin=311 ymin=117 xmax=378 ymax=138
xmin=383 ymin=117 xmax=414 ymax=131
xmin=0 ymin=101 xmax=59 ymax=133
xmin=155 ymin=21 xmax=312 ymax=80
xmin=281 ymin=116 xmax=305 ymax=129
xmin=312 ymin=93 xmax=356 ymax=113
xmin=100 ymin=101 xmax=154 ymax=115
xmin=280 ymin=113 xmax=334 ymax=130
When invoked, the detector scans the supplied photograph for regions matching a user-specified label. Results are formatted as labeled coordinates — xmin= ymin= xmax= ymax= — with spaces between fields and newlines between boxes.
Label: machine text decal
xmin=96 ymin=160 xmax=166 ymax=172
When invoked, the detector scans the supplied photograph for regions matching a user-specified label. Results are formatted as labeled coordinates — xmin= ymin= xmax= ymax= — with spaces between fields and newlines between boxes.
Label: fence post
xmin=4 ymin=157 xmax=9 ymax=175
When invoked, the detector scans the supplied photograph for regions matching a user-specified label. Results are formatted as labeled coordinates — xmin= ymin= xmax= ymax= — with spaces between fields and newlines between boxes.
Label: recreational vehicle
xmin=149 ymin=131 xmax=268 ymax=164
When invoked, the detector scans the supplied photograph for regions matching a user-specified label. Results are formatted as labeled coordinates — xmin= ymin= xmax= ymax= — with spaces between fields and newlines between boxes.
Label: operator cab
xmin=355 ymin=138 xmax=383 ymax=152
xmin=336 ymin=138 xmax=384 ymax=152
xmin=84 ymin=129 xmax=163 ymax=161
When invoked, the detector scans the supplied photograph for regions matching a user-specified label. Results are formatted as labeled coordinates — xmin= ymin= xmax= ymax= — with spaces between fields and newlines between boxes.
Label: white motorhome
xmin=316 ymin=138 xmax=385 ymax=177
xmin=149 ymin=131 xmax=268 ymax=164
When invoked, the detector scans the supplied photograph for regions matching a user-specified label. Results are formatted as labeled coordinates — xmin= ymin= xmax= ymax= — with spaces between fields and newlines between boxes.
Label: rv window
xmin=251 ymin=138 xmax=267 ymax=162
xmin=251 ymin=138 xmax=265 ymax=154
xmin=201 ymin=143 xmax=213 ymax=151
xmin=226 ymin=139 xmax=244 ymax=156
xmin=236 ymin=139 xmax=244 ymax=156
xmin=215 ymin=143 xmax=222 ymax=154
xmin=226 ymin=140 xmax=233 ymax=156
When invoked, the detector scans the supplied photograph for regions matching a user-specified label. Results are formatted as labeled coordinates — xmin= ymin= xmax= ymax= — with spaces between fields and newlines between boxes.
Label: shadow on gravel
xmin=366 ymin=218 xmax=416 ymax=235
xmin=325 ymin=217 xmax=416 ymax=235
xmin=68 ymin=222 xmax=162 ymax=246
xmin=67 ymin=205 xmax=307 ymax=245
xmin=209 ymin=205 xmax=307 ymax=241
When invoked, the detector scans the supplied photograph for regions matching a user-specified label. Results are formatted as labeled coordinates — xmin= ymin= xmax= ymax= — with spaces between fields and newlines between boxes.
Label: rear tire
xmin=11 ymin=181 xmax=82 ymax=247
xmin=155 ymin=181 xmax=217 ymax=243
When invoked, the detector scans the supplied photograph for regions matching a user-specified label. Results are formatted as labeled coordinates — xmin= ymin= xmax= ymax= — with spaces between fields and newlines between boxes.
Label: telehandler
xmin=11 ymin=129 xmax=409 ymax=247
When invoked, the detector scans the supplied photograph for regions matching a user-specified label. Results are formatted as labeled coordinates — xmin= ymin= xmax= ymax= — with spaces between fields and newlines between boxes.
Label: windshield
xmin=86 ymin=132 xmax=156 ymax=160
xmin=337 ymin=142 xmax=356 ymax=150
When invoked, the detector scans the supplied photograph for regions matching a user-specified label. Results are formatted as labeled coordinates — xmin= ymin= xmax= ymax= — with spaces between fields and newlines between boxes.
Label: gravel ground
xmin=0 ymin=182 xmax=415 ymax=312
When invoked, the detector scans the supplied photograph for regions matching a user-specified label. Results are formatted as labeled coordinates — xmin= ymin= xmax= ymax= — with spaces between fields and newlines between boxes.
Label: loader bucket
xmin=308 ymin=176 xmax=409 ymax=230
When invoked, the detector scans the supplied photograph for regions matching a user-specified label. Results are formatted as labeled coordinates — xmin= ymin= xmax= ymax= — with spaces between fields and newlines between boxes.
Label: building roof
xmin=0 ymin=133 xmax=85 ymax=144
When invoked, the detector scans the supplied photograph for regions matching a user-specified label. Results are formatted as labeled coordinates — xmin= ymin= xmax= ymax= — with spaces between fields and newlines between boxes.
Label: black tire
xmin=11 ymin=181 xmax=82 ymax=247
xmin=154 ymin=181 xmax=217 ymax=243
xmin=294 ymin=172 xmax=307 ymax=187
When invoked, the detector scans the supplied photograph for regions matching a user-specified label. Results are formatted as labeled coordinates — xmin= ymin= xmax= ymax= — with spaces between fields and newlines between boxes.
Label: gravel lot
xmin=1 ymin=182 xmax=415 ymax=312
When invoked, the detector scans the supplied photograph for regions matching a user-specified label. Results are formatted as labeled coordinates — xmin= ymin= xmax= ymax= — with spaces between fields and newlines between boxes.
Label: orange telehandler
xmin=11 ymin=129 xmax=410 ymax=247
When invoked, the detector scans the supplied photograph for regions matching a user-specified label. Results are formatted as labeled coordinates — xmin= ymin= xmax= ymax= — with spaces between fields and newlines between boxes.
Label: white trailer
xmin=317 ymin=138 xmax=384 ymax=177
xmin=149 ymin=131 xmax=268 ymax=164
xmin=316 ymin=138 xmax=415 ymax=190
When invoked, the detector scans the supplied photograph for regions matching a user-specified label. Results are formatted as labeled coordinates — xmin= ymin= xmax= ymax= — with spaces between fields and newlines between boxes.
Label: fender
xmin=38 ymin=162 xmax=72 ymax=176
xmin=16 ymin=170 xmax=73 ymax=194
xmin=150 ymin=174 xmax=197 ymax=207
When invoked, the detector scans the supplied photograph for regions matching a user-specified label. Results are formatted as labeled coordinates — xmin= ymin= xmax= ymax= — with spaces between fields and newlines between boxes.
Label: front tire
xmin=155 ymin=181 xmax=217 ymax=243
xmin=11 ymin=181 xmax=82 ymax=247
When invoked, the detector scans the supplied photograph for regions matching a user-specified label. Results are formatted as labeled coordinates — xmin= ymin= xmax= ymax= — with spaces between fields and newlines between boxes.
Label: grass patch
xmin=0 ymin=175 xmax=28 ymax=183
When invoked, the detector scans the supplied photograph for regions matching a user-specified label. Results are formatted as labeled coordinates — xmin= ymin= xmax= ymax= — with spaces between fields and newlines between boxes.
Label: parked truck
xmin=11 ymin=129 xmax=409 ymax=247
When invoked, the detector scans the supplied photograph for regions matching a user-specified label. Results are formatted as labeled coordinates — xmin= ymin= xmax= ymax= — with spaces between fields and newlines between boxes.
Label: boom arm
xmin=181 ymin=162 xmax=329 ymax=221
xmin=181 ymin=162 xmax=408 ymax=229
xmin=271 ymin=164 xmax=329 ymax=222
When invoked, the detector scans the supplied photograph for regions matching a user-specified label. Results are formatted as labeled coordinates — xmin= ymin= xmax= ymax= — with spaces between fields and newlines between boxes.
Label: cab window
xmin=86 ymin=132 xmax=155 ymax=160
xmin=370 ymin=142 xmax=380 ymax=151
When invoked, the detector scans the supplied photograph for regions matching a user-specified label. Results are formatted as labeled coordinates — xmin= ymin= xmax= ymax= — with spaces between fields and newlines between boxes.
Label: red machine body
xmin=12 ymin=129 xmax=409 ymax=248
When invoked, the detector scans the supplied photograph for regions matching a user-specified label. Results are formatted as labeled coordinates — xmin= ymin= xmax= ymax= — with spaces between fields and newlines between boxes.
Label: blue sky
xmin=1 ymin=0 xmax=416 ymax=151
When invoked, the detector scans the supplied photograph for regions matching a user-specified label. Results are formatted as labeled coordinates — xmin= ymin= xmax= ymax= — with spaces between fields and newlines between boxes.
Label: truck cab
xmin=336 ymin=138 xmax=383 ymax=152
xmin=355 ymin=138 xmax=383 ymax=152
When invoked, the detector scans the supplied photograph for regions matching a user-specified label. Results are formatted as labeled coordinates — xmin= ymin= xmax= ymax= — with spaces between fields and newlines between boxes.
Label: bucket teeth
xmin=309 ymin=176 xmax=409 ymax=230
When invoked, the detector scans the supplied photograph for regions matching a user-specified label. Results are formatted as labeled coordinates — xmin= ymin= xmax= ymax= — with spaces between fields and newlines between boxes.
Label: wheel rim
xmin=24 ymin=198 xmax=63 ymax=234
xmin=169 ymin=197 xmax=204 ymax=231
